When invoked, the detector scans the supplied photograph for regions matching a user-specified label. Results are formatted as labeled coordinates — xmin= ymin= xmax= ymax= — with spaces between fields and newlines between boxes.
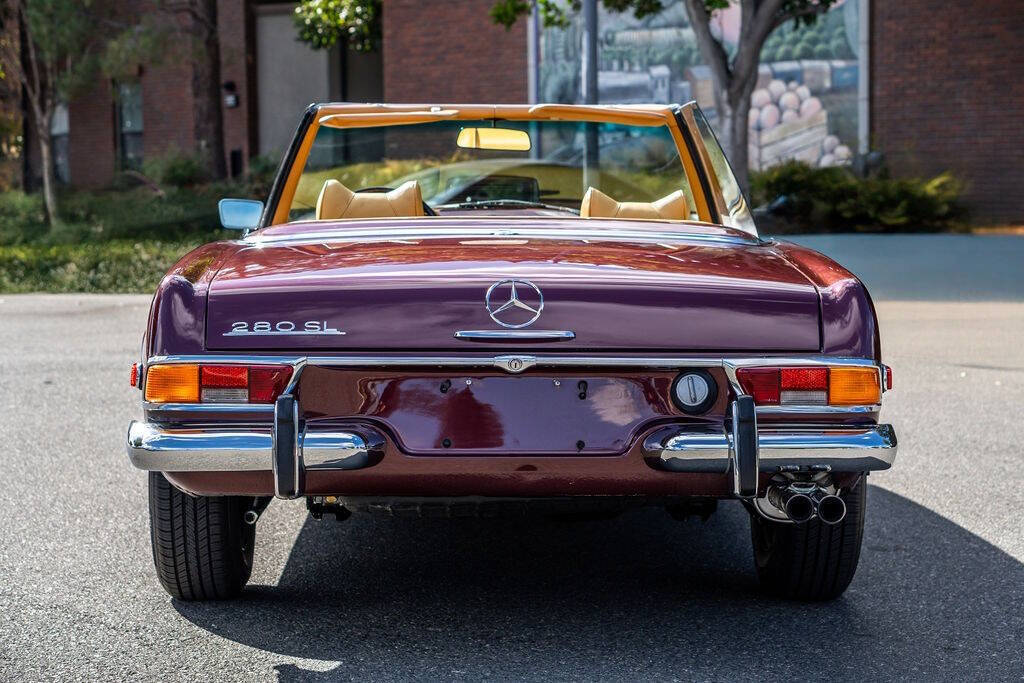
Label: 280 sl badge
xmin=224 ymin=320 xmax=346 ymax=336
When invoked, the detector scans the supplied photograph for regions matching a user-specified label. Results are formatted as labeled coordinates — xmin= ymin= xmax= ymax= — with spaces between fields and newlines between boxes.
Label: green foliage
xmin=491 ymin=0 xmax=665 ymax=30
xmin=751 ymin=161 xmax=967 ymax=233
xmin=293 ymin=0 xmax=381 ymax=51
xmin=0 ymin=186 xmax=240 ymax=246
xmin=142 ymin=152 xmax=210 ymax=188
xmin=0 ymin=240 xmax=202 ymax=293
xmin=21 ymin=0 xmax=101 ymax=99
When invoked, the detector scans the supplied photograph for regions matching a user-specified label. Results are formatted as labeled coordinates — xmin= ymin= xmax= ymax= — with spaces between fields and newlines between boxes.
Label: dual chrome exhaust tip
xmin=766 ymin=484 xmax=847 ymax=525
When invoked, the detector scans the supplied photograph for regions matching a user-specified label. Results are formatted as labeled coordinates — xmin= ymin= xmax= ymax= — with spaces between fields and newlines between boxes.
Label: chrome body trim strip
xmin=143 ymin=402 xmax=275 ymax=413
xmin=126 ymin=420 xmax=371 ymax=473
xmin=454 ymin=330 xmax=576 ymax=340
xmin=643 ymin=424 xmax=897 ymax=473
xmin=144 ymin=354 xmax=885 ymax=414
xmin=755 ymin=404 xmax=880 ymax=415
xmin=244 ymin=225 xmax=759 ymax=248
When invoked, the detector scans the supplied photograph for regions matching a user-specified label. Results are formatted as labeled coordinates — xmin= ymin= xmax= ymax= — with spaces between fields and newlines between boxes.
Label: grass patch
xmin=0 ymin=240 xmax=201 ymax=293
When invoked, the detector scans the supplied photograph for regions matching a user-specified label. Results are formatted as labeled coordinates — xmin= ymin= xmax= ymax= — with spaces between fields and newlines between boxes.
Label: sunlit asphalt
xmin=1 ymin=234 xmax=1022 ymax=681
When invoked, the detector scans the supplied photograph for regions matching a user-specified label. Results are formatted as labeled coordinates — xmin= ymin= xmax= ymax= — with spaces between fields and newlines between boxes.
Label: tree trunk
xmin=191 ymin=0 xmax=227 ymax=179
xmin=35 ymin=112 xmax=58 ymax=225
xmin=726 ymin=72 xmax=758 ymax=195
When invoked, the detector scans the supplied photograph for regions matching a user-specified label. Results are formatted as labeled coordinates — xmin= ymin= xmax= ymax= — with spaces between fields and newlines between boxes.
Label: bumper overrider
xmin=127 ymin=355 xmax=897 ymax=501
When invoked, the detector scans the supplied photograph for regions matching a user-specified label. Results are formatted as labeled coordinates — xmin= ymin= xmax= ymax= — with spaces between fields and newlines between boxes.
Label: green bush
xmin=0 ymin=240 xmax=202 ymax=293
xmin=142 ymin=152 xmax=210 ymax=187
xmin=0 ymin=191 xmax=48 ymax=244
xmin=751 ymin=161 xmax=967 ymax=233
xmin=0 ymin=185 xmax=240 ymax=246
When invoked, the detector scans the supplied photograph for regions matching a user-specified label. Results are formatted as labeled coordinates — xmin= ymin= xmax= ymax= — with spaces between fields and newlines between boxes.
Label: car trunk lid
xmin=205 ymin=224 xmax=821 ymax=352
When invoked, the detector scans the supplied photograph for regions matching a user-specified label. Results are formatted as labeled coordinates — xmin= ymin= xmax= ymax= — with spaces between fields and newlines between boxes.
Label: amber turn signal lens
xmin=144 ymin=364 xmax=200 ymax=403
xmin=829 ymin=367 xmax=881 ymax=405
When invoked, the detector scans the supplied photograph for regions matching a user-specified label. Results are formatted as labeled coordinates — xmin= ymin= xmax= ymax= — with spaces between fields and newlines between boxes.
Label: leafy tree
xmin=0 ymin=1 xmax=117 ymax=223
xmin=293 ymin=0 xmax=381 ymax=52
xmin=1 ymin=0 xmax=229 ymax=225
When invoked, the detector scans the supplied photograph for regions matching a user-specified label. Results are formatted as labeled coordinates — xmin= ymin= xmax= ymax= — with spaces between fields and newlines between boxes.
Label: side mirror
xmin=218 ymin=198 xmax=264 ymax=232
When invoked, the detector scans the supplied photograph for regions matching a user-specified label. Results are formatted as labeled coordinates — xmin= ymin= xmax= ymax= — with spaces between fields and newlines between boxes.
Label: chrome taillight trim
xmin=143 ymin=354 xmax=886 ymax=415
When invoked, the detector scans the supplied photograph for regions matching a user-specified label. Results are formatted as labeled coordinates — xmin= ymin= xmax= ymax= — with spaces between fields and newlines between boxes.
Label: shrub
xmin=0 ymin=191 xmax=48 ymax=245
xmin=0 ymin=240 xmax=201 ymax=293
xmin=0 ymin=185 xmax=237 ymax=246
xmin=142 ymin=152 xmax=210 ymax=187
xmin=751 ymin=161 xmax=966 ymax=233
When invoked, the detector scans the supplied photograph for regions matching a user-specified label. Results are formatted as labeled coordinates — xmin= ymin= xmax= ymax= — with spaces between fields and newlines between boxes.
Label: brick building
xmin=22 ymin=0 xmax=1023 ymax=223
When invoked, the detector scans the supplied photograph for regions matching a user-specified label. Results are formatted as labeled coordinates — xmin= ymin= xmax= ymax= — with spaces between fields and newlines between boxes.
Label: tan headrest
xmin=580 ymin=187 xmax=688 ymax=220
xmin=316 ymin=179 xmax=425 ymax=220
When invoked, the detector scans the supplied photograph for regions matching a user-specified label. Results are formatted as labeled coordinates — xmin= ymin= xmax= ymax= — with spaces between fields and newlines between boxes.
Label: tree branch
xmin=682 ymin=0 xmax=731 ymax=89
xmin=731 ymin=0 xmax=784 ymax=88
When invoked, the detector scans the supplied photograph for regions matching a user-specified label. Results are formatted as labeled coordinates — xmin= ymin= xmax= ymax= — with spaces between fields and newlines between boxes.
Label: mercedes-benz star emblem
xmin=485 ymin=279 xmax=544 ymax=329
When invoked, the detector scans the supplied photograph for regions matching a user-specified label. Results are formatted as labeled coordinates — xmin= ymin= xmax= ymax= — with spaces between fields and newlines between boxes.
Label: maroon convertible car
xmin=127 ymin=103 xmax=896 ymax=601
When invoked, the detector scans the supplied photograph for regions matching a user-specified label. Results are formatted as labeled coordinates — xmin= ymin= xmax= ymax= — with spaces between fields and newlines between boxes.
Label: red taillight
xmin=201 ymin=365 xmax=248 ymax=387
xmin=196 ymin=364 xmax=292 ymax=404
xmin=130 ymin=363 xmax=139 ymax=388
xmin=736 ymin=368 xmax=780 ymax=404
xmin=248 ymin=366 xmax=294 ymax=403
xmin=884 ymin=365 xmax=893 ymax=391
xmin=779 ymin=367 xmax=828 ymax=405
xmin=737 ymin=365 xmax=882 ymax=407
xmin=780 ymin=367 xmax=827 ymax=390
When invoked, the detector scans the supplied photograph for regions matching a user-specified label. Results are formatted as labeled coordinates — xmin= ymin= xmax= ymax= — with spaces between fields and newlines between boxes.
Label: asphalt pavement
xmin=1 ymin=234 xmax=1022 ymax=681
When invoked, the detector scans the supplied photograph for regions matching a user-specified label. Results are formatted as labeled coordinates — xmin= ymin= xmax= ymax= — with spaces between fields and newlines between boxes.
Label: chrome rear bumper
xmin=127 ymin=421 xmax=381 ymax=473
xmin=642 ymin=424 xmax=897 ymax=474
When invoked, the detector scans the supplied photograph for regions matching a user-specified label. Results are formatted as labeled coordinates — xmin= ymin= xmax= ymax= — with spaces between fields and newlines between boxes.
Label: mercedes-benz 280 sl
xmin=127 ymin=103 xmax=896 ymax=601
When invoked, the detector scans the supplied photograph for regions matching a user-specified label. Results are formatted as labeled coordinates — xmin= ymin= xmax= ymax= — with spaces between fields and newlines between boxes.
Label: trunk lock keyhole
xmin=577 ymin=381 xmax=588 ymax=400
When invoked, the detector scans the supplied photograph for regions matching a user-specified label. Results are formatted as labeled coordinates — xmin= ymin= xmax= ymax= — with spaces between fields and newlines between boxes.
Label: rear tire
xmin=749 ymin=474 xmax=867 ymax=601
xmin=148 ymin=472 xmax=255 ymax=601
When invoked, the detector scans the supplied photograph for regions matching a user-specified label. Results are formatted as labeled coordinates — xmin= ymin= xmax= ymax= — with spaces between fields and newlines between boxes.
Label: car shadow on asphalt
xmin=173 ymin=485 xmax=1024 ymax=680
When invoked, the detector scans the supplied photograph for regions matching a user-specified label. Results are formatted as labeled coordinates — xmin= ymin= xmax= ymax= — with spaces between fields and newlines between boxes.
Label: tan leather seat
xmin=580 ymin=187 xmax=688 ymax=220
xmin=315 ymin=179 xmax=425 ymax=220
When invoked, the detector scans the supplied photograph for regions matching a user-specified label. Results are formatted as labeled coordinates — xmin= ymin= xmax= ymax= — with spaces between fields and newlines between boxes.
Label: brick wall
xmin=219 ymin=0 xmax=252 ymax=171
xmin=871 ymin=0 xmax=1024 ymax=224
xmin=68 ymin=80 xmax=116 ymax=189
xmin=382 ymin=0 xmax=528 ymax=103
xmin=63 ymin=0 xmax=249 ymax=187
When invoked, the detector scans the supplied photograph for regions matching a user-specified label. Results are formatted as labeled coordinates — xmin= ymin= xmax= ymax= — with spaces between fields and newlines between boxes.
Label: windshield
xmin=288 ymin=119 xmax=696 ymax=221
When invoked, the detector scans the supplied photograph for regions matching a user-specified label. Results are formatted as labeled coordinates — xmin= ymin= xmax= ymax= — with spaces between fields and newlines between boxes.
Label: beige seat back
xmin=316 ymin=179 xmax=425 ymax=220
xmin=580 ymin=187 xmax=688 ymax=220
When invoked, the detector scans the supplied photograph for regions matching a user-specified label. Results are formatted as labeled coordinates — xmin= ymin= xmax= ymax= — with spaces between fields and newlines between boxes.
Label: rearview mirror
xmin=218 ymin=198 xmax=263 ymax=231
xmin=456 ymin=127 xmax=531 ymax=152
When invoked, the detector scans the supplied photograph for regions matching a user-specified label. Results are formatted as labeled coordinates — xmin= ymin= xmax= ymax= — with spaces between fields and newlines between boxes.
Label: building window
xmin=115 ymin=82 xmax=144 ymax=170
xmin=51 ymin=102 xmax=70 ymax=184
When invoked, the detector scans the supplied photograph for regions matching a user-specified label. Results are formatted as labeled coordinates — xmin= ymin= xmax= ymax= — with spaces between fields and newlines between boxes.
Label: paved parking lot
xmin=1 ymin=234 xmax=1022 ymax=680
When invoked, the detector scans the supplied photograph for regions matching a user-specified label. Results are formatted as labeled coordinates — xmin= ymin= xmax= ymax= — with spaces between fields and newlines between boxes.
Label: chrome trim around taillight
xmin=142 ymin=353 xmax=888 ymax=415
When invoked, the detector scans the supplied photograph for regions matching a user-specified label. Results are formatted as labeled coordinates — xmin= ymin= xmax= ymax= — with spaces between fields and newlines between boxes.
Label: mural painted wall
xmin=538 ymin=0 xmax=863 ymax=171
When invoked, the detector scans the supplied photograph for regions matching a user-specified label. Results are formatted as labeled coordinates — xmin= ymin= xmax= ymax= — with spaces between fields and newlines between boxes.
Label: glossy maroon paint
xmin=143 ymin=216 xmax=882 ymax=498
xmin=770 ymin=239 xmax=881 ymax=360
xmin=297 ymin=367 xmax=730 ymax=456
xmin=203 ymin=217 xmax=824 ymax=353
